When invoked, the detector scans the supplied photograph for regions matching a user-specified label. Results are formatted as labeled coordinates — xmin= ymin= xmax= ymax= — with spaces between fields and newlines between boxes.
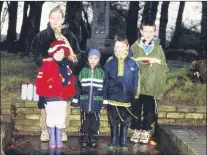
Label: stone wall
xmin=157 ymin=105 xmax=206 ymax=126
xmin=0 ymin=99 xmax=206 ymax=136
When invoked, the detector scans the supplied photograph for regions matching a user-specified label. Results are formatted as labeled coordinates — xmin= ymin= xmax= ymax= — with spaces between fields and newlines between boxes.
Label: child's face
xmin=53 ymin=48 xmax=65 ymax=61
xmin=88 ymin=55 xmax=99 ymax=68
xmin=140 ymin=26 xmax=156 ymax=43
xmin=114 ymin=41 xmax=128 ymax=57
xmin=49 ymin=11 xmax=64 ymax=29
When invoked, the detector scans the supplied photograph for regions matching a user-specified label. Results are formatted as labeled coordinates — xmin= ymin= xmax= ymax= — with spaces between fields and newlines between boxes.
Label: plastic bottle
xmin=27 ymin=83 xmax=33 ymax=101
xmin=21 ymin=82 xmax=28 ymax=100
xmin=33 ymin=85 xmax=39 ymax=101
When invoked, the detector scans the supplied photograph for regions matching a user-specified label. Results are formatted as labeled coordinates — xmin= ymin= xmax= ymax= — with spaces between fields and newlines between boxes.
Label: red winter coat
xmin=35 ymin=60 xmax=76 ymax=100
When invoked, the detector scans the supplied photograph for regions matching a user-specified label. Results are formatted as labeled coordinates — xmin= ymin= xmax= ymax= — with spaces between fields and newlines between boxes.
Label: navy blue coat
xmin=104 ymin=53 xmax=139 ymax=104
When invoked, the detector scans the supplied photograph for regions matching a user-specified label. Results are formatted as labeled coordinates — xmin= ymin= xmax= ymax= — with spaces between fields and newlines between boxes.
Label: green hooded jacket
xmin=131 ymin=39 xmax=169 ymax=100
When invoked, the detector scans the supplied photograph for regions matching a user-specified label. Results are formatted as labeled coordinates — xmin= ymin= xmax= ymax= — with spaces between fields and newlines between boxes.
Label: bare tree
xmin=159 ymin=2 xmax=170 ymax=48
xmin=126 ymin=1 xmax=139 ymax=45
xmin=0 ymin=2 xmax=3 ymax=21
xmin=7 ymin=1 xmax=18 ymax=48
xmin=65 ymin=1 xmax=82 ymax=42
xmin=150 ymin=1 xmax=159 ymax=22
xmin=141 ymin=2 xmax=151 ymax=25
xmin=201 ymin=1 xmax=207 ymax=57
xmin=170 ymin=2 xmax=185 ymax=48
xmin=17 ymin=2 xmax=29 ymax=52
xmin=141 ymin=1 xmax=159 ymax=24
xmin=24 ymin=2 xmax=44 ymax=56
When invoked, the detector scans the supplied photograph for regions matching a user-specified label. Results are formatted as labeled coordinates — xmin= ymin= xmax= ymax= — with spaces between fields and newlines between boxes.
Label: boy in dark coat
xmin=104 ymin=35 xmax=140 ymax=149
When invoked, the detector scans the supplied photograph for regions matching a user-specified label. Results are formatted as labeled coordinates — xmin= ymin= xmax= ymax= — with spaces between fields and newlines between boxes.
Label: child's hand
xmin=43 ymin=58 xmax=53 ymax=61
xmin=102 ymin=100 xmax=108 ymax=108
xmin=71 ymin=98 xmax=79 ymax=107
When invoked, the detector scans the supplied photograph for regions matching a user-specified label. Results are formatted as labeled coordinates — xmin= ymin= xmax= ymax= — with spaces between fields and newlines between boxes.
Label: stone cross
xmin=86 ymin=1 xmax=113 ymax=55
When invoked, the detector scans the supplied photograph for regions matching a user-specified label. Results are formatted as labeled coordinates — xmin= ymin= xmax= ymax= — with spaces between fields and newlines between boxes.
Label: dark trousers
xmin=130 ymin=94 xmax=156 ymax=130
xmin=107 ymin=105 xmax=132 ymax=127
xmin=81 ymin=111 xmax=100 ymax=135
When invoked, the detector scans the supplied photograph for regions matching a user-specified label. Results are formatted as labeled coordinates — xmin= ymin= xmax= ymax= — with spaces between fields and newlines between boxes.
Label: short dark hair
xmin=141 ymin=20 xmax=156 ymax=30
xmin=114 ymin=34 xmax=129 ymax=46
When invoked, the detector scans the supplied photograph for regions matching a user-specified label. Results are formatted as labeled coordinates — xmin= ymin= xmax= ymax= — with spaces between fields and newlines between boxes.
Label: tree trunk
xmin=0 ymin=1 xmax=3 ymax=23
xmin=17 ymin=2 xmax=29 ymax=52
xmin=65 ymin=1 xmax=82 ymax=42
xmin=34 ymin=2 xmax=44 ymax=34
xmin=126 ymin=1 xmax=139 ymax=45
xmin=0 ymin=1 xmax=4 ymax=41
xmin=141 ymin=2 xmax=151 ymax=25
xmin=159 ymin=1 xmax=170 ymax=48
xmin=7 ymin=1 xmax=18 ymax=48
xmin=170 ymin=2 xmax=185 ymax=48
xmin=150 ymin=1 xmax=159 ymax=22
xmin=141 ymin=2 xmax=159 ymax=25
xmin=201 ymin=1 xmax=207 ymax=57
xmin=24 ymin=2 xmax=44 ymax=56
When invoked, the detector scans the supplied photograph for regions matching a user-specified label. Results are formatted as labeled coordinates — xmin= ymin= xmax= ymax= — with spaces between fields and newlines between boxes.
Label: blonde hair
xmin=49 ymin=5 xmax=65 ymax=18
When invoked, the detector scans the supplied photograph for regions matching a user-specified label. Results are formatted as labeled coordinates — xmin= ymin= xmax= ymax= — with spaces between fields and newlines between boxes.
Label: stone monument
xmin=86 ymin=1 xmax=114 ymax=55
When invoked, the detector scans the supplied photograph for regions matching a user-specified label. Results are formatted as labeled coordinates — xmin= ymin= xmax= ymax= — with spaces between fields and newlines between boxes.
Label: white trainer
xmin=40 ymin=131 xmax=49 ymax=141
xmin=61 ymin=132 xmax=68 ymax=141
xmin=130 ymin=130 xmax=142 ymax=143
xmin=139 ymin=130 xmax=150 ymax=144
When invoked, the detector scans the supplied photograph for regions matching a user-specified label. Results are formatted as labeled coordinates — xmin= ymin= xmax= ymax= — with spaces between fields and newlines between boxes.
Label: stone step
xmin=71 ymin=107 xmax=107 ymax=115
xmin=69 ymin=120 xmax=109 ymax=127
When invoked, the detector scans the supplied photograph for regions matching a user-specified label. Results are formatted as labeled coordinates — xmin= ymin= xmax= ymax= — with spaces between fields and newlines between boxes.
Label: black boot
xmin=120 ymin=125 xmax=130 ymax=148
xmin=89 ymin=133 xmax=97 ymax=148
xmin=108 ymin=125 xmax=119 ymax=148
xmin=81 ymin=133 xmax=89 ymax=147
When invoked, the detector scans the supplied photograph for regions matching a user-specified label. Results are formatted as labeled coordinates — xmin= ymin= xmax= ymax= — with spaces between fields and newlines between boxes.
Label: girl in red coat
xmin=35 ymin=40 xmax=76 ymax=148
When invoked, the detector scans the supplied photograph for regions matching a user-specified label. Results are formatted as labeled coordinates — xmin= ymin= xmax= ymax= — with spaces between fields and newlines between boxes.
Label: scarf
xmin=114 ymin=49 xmax=128 ymax=76
xmin=53 ymin=26 xmax=78 ymax=63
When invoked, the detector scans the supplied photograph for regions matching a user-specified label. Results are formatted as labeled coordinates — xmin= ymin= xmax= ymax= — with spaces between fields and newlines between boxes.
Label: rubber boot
xmin=48 ymin=127 xmax=56 ymax=148
xmin=56 ymin=127 xmax=64 ymax=148
xmin=81 ymin=133 xmax=89 ymax=147
xmin=120 ymin=125 xmax=130 ymax=148
xmin=108 ymin=125 xmax=119 ymax=148
xmin=89 ymin=133 xmax=97 ymax=148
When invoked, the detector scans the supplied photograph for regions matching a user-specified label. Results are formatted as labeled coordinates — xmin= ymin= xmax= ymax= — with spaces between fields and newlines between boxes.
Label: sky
xmin=0 ymin=1 xmax=202 ymax=42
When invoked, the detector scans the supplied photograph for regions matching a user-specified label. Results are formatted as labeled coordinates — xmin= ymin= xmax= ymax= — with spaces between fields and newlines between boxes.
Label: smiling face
xmin=114 ymin=41 xmax=129 ymax=57
xmin=49 ymin=11 xmax=64 ymax=29
xmin=140 ymin=25 xmax=156 ymax=44
xmin=88 ymin=55 xmax=99 ymax=69
xmin=53 ymin=48 xmax=65 ymax=61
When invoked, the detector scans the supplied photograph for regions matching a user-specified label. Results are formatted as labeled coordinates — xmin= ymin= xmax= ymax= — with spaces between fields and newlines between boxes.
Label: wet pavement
xmin=6 ymin=136 xmax=161 ymax=155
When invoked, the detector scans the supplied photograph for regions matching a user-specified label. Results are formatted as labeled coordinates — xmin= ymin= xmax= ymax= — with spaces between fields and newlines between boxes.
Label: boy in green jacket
xmin=130 ymin=20 xmax=169 ymax=144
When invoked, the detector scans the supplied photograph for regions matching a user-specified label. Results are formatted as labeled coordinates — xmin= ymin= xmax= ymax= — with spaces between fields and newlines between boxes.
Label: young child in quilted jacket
xmin=72 ymin=46 xmax=107 ymax=148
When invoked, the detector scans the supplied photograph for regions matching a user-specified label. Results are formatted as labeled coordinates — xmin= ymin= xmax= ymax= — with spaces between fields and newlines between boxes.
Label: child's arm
xmin=102 ymin=63 xmax=109 ymax=106
xmin=133 ymin=62 xmax=141 ymax=99
xmin=71 ymin=79 xmax=81 ymax=107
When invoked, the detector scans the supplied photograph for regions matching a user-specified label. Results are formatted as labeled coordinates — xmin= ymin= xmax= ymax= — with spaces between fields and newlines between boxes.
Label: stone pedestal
xmin=86 ymin=2 xmax=113 ymax=55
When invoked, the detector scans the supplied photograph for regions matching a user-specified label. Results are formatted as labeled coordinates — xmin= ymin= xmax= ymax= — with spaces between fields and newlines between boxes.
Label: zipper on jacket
xmin=89 ymin=69 xmax=94 ymax=112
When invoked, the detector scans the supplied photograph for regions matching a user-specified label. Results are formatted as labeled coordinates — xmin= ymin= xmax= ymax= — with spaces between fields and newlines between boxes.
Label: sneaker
xmin=139 ymin=130 xmax=150 ymax=144
xmin=61 ymin=132 xmax=68 ymax=141
xmin=40 ymin=131 xmax=49 ymax=141
xmin=130 ymin=130 xmax=142 ymax=143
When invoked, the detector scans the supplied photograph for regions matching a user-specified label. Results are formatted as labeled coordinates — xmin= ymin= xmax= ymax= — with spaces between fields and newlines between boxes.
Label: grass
xmin=1 ymin=52 xmax=206 ymax=106
xmin=1 ymin=51 xmax=37 ymax=101
xmin=161 ymin=67 xmax=206 ymax=106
